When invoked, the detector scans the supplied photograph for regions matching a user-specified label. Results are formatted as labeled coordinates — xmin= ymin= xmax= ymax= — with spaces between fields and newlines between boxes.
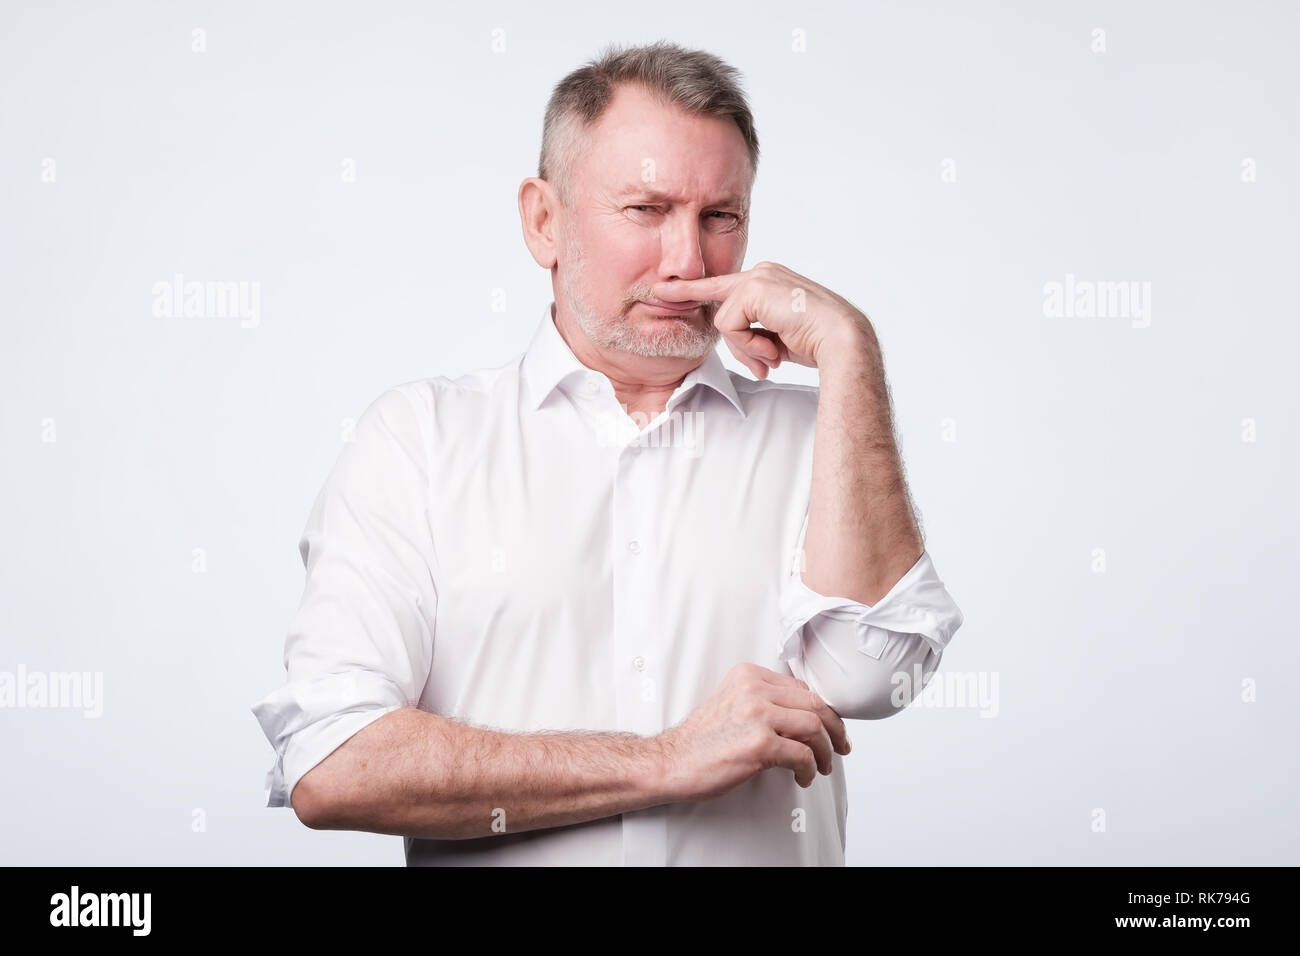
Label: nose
xmin=657 ymin=211 xmax=706 ymax=283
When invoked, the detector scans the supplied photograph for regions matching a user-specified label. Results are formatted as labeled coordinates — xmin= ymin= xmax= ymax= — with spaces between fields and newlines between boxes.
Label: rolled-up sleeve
xmin=251 ymin=385 xmax=437 ymax=808
xmin=777 ymin=510 xmax=963 ymax=720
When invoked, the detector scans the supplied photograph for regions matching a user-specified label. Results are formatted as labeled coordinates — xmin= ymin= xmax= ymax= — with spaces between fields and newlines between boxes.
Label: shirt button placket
xmin=613 ymin=436 xmax=668 ymax=866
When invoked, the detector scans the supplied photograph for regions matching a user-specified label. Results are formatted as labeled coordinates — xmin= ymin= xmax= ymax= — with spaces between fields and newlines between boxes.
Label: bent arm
xmin=776 ymin=319 xmax=962 ymax=719
xmin=802 ymin=320 xmax=922 ymax=605
xmin=292 ymin=707 xmax=672 ymax=839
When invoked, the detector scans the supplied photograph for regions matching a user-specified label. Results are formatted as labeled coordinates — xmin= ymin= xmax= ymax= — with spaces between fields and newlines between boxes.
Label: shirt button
xmin=585 ymin=376 xmax=600 ymax=393
xmin=627 ymin=539 xmax=641 ymax=554
xmin=632 ymin=655 xmax=646 ymax=671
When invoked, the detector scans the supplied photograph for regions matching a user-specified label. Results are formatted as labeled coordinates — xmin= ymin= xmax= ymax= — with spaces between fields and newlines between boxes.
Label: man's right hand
xmin=655 ymin=661 xmax=852 ymax=801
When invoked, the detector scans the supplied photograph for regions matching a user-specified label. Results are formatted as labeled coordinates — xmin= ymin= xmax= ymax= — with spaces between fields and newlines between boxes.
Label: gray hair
xmin=538 ymin=40 xmax=760 ymax=208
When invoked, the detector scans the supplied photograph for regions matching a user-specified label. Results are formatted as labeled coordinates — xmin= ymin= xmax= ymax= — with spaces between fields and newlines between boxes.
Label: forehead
xmin=575 ymin=83 xmax=753 ymax=200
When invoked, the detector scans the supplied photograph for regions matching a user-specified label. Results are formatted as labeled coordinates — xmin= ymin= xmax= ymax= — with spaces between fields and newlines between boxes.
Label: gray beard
xmin=559 ymin=236 xmax=720 ymax=359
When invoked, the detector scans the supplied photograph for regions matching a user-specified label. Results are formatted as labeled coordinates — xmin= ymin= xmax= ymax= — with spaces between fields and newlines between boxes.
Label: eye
xmin=707 ymin=211 xmax=740 ymax=221
xmin=628 ymin=205 xmax=661 ymax=214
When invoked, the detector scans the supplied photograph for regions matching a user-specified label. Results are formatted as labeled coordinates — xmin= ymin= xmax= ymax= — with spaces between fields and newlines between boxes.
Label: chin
xmin=633 ymin=326 xmax=718 ymax=359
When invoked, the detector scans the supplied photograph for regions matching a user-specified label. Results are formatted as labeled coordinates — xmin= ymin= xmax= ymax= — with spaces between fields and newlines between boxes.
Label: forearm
xmin=803 ymin=324 xmax=923 ymax=606
xmin=291 ymin=707 xmax=673 ymax=839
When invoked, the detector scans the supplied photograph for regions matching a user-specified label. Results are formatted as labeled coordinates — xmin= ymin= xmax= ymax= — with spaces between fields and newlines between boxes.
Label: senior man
xmin=252 ymin=40 xmax=963 ymax=866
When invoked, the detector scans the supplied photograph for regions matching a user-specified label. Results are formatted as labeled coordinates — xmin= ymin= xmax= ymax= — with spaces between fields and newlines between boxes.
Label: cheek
xmin=594 ymin=218 xmax=662 ymax=270
xmin=618 ymin=218 xmax=663 ymax=254
xmin=705 ymin=235 xmax=746 ymax=274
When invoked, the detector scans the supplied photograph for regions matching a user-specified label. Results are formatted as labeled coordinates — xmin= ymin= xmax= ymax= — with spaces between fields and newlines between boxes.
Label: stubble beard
xmin=559 ymin=233 xmax=721 ymax=360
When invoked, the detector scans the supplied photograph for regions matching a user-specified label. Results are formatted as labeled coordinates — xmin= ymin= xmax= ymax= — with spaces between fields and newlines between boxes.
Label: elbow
xmin=798 ymin=623 xmax=935 ymax=721
xmin=817 ymin=673 xmax=915 ymax=721
xmin=277 ymin=706 xmax=412 ymax=830
xmin=842 ymin=685 xmax=914 ymax=721
xmin=289 ymin=765 xmax=338 ymax=830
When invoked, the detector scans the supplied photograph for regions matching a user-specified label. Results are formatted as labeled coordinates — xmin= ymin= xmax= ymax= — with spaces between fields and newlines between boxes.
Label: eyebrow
xmin=616 ymin=186 xmax=748 ymax=209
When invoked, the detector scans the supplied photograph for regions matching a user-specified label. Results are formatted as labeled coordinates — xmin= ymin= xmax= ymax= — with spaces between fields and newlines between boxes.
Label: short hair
xmin=538 ymin=40 xmax=760 ymax=208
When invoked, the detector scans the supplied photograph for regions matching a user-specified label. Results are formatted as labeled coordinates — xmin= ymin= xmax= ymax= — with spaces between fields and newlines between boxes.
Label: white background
xmin=2 ymin=0 xmax=1296 ymax=865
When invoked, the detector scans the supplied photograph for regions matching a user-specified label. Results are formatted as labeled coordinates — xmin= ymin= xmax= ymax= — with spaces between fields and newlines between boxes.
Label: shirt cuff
xmin=250 ymin=670 xmax=409 ymax=808
xmin=777 ymin=548 xmax=964 ymax=668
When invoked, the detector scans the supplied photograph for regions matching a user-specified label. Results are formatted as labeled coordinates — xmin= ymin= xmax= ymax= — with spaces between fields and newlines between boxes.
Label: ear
xmin=518 ymin=177 xmax=559 ymax=270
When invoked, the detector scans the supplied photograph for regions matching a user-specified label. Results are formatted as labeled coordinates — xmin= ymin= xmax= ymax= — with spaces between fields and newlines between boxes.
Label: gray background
xmin=2 ymin=0 xmax=1296 ymax=865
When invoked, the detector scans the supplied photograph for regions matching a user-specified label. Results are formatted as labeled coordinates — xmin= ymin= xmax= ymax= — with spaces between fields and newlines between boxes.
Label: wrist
xmin=813 ymin=313 xmax=880 ymax=373
xmin=640 ymin=731 xmax=687 ymax=805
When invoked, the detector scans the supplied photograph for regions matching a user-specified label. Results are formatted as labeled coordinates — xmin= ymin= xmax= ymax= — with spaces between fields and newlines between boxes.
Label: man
xmin=252 ymin=40 xmax=963 ymax=866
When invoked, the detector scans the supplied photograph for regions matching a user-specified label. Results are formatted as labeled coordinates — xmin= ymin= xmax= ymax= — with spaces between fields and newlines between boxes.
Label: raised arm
xmin=649 ymin=264 xmax=963 ymax=720
xmin=801 ymin=318 xmax=921 ymax=605
xmin=784 ymin=310 xmax=963 ymax=718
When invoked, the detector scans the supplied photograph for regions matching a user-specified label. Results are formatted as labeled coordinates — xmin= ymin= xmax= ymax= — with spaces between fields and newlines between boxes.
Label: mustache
xmin=621 ymin=286 xmax=717 ymax=312
xmin=624 ymin=283 xmax=656 ymax=305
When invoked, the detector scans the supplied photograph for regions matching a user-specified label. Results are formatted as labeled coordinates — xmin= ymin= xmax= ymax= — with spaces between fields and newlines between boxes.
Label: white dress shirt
xmin=252 ymin=302 xmax=964 ymax=866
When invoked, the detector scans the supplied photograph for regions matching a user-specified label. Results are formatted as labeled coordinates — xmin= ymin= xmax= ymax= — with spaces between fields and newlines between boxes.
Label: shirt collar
xmin=521 ymin=302 xmax=746 ymax=418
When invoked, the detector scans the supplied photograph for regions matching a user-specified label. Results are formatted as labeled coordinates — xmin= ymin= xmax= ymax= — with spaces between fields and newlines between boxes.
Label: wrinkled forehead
xmin=571 ymin=88 xmax=754 ymax=205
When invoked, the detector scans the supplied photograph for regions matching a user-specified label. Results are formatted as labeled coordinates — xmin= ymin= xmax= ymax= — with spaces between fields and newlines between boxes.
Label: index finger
xmin=651 ymin=272 xmax=747 ymax=303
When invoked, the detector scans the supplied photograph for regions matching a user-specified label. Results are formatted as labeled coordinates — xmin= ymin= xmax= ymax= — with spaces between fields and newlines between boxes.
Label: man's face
xmin=553 ymin=83 xmax=752 ymax=361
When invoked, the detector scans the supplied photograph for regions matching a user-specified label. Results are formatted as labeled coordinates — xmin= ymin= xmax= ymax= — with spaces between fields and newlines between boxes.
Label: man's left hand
xmin=651 ymin=261 xmax=876 ymax=378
